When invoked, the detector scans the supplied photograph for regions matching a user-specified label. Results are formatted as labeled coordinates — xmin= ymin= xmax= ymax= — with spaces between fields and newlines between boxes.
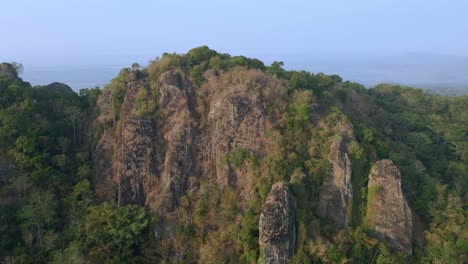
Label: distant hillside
xmin=11 ymin=52 xmax=468 ymax=95
xmin=280 ymin=52 xmax=468 ymax=95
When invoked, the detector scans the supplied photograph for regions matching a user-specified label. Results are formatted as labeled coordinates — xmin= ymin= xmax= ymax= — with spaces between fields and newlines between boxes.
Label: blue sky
xmin=2 ymin=0 xmax=468 ymax=61
xmin=3 ymin=0 xmax=468 ymax=91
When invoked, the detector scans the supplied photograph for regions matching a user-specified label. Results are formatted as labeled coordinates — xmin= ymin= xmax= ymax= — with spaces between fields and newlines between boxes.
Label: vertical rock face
xmin=205 ymin=87 xmax=266 ymax=202
xmin=366 ymin=159 xmax=413 ymax=254
xmin=94 ymin=71 xmax=160 ymax=206
xmin=94 ymin=70 xmax=196 ymax=213
xmin=149 ymin=70 xmax=197 ymax=213
xmin=318 ymin=123 xmax=354 ymax=229
xmin=259 ymin=182 xmax=296 ymax=264
xmin=198 ymin=69 xmax=285 ymax=205
xmin=93 ymin=68 xmax=288 ymax=251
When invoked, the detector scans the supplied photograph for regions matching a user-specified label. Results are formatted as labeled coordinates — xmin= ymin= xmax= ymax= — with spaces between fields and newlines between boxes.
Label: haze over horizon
xmin=1 ymin=0 xmax=468 ymax=92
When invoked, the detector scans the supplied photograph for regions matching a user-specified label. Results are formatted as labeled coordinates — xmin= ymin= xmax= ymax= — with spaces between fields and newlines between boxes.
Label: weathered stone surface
xmin=94 ymin=72 xmax=156 ymax=205
xmin=93 ymin=68 xmax=287 ymax=257
xmin=259 ymin=182 xmax=296 ymax=264
xmin=198 ymin=69 xmax=284 ymax=205
xmin=318 ymin=123 xmax=354 ymax=229
xmin=366 ymin=159 xmax=413 ymax=254
xmin=149 ymin=70 xmax=196 ymax=213
xmin=94 ymin=70 xmax=195 ymax=212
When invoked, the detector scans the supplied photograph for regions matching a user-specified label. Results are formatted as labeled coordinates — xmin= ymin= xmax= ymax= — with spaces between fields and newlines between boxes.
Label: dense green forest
xmin=0 ymin=47 xmax=466 ymax=263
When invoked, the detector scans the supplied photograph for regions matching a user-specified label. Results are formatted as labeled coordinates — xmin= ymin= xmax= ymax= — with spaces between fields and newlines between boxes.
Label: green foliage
xmin=226 ymin=148 xmax=250 ymax=168
xmin=289 ymin=70 xmax=316 ymax=93
xmin=418 ymin=184 xmax=468 ymax=263
xmin=0 ymin=49 xmax=467 ymax=263
xmin=132 ymin=87 xmax=157 ymax=118
xmin=148 ymin=53 xmax=182 ymax=86
xmin=85 ymin=203 xmax=148 ymax=262
xmin=17 ymin=191 xmax=58 ymax=249
xmin=267 ymin=61 xmax=285 ymax=78
xmin=131 ymin=62 xmax=140 ymax=71
xmin=10 ymin=62 xmax=24 ymax=76
xmin=189 ymin=64 xmax=205 ymax=85
xmin=364 ymin=184 xmax=381 ymax=227
xmin=225 ymin=55 xmax=265 ymax=70
xmin=109 ymin=68 xmax=129 ymax=113
xmin=186 ymin=46 xmax=217 ymax=67
xmin=50 ymin=242 xmax=86 ymax=264
xmin=348 ymin=140 xmax=371 ymax=226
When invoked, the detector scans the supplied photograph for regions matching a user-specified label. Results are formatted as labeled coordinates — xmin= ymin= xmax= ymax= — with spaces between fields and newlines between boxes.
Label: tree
xmin=17 ymin=191 xmax=58 ymax=248
xmin=131 ymin=63 xmax=141 ymax=71
xmin=267 ymin=61 xmax=285 ymax=78
xmin=10 ymin=62 xmax=24 ymax=76
xmin=64 ymin=105 xmax=82 ymax=146
xmin=85 ymin=203 xmax=148 ymax=262
xmin=50 ymin=242 xmax=86 ymax=264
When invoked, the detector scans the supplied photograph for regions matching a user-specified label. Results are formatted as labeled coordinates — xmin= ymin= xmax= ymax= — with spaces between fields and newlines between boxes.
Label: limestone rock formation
xmin=318 ymin=123 xmax=354 ymax=229
xmin=149 ymin=70 xmax=196 ymax=213
xmin=94 ymin=70 xmax=196 ymax=214
xmin=93 ymin=67 xmax=287 ymax=247
xmin=198 ymin=69 xmax=284 ymax=205
xmin=94 ymin=71 xmax=160 ymax=206
xmin=259 ymin=182 xmax=296 ymax=264
xmin=366 ymin=159 xmax=413 ymax=254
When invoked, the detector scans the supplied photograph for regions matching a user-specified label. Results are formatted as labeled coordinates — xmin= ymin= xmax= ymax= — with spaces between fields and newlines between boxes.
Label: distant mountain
xmin=10 ymin=52 xmax=468 ymax=95
xmin=280 ymin=52 xmax=468 ymax=95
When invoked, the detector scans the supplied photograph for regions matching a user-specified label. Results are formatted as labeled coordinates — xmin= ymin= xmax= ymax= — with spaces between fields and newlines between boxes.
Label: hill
xmin=0 ymin=47 xmax=466 ymax=263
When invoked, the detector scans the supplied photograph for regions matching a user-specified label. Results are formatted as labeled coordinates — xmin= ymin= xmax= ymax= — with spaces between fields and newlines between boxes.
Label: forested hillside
xmin=0 ymin=47 xmax=466 ymax=263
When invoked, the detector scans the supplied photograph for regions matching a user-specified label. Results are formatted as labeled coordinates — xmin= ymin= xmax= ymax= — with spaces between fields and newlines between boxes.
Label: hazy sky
xmin=2 ymin=0 xmax=468 ymax=61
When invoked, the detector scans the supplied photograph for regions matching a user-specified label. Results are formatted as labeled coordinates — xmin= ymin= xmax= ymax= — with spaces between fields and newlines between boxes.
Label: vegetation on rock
xmin=0 ymin=47 xmax=467 ymax=263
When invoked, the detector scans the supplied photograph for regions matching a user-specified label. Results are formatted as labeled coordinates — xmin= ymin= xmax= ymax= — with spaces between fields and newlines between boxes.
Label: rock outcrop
xmin=148 ymin=70 xmax=196 ymax=213
xmin=259 ymin=182 xmax=296 ymax=264
xmin=0 ymin=63 xmax=19 ymax=82
xmin=366 ymin=159 xmax=413 ymax=254
xmin=318 ymin=123 xmax=354 ymax=229
xmin=94 ymin=71 xmax=160 ymax=206
xmin=197 ymin=69 xmax=285 ymax=205
xmin=93 ymin=68 xmax=286 ymax=213
xmin=94 ymin=70 xmax=196 ymax=214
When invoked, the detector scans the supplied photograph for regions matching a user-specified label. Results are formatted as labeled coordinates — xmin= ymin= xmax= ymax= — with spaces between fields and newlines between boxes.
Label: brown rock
xmin=259 ymin=182 xmax=296 ymax=264
xmin=366 ymin=159 xmax=413 ymax=254
xmin=318 ymin=123 xmax=354 ymax=229
xmin=94 ymin=69 xmax=196 ymax=216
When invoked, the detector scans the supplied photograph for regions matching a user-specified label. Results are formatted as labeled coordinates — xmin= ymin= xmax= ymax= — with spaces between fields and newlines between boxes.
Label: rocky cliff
xmin=259 ymin=182 xmax=296 ymax=264
xmin=366 ymin=159 xmax=413 ymax=254
xmin=94 ymin=70 xmax=197 ymax=214
xmin=198 ymin=69 xmax=285 ymax=204
xmin=88 ymin=49 xmax=421 ymax=261
xmin=93 ymin=66 xmax=289 ymax=245
xmin=317 ymin=122 xmax=354 ymax=229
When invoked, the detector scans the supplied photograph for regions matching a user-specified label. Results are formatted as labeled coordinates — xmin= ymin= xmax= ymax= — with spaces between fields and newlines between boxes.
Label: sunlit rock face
xmin=318 ymin=123 xmax=354 ymax=229
xmin=366 ymin=159 xmax=413 ymax=254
